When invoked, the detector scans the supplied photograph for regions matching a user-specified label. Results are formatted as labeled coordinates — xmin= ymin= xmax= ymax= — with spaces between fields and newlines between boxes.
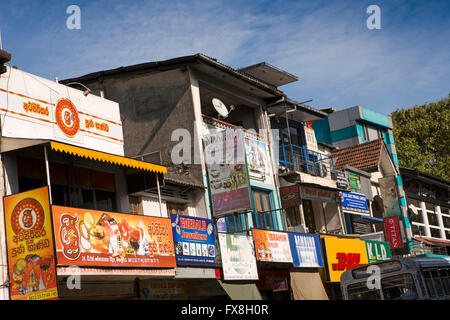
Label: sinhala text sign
xmin=252 ymin=229 xmax=293 ymax=263
xmin=3 ymin=187 xmax=58 ymax=300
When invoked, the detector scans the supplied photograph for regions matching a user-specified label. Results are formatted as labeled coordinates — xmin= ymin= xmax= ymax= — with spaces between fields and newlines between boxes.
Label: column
xmin=420 ymin=201 xmax=431 ymax=237
xmin=435 ymin=205 xmax=445 ymax=240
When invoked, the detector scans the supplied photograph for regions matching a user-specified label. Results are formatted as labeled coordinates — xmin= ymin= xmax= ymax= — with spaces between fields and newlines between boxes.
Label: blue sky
xmin=1 ymin=0 xmax=449 ymax=114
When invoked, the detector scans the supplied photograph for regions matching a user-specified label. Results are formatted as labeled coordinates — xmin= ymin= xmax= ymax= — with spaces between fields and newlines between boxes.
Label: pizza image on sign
xmin=55 ymin=98 xmax=80 ymax=137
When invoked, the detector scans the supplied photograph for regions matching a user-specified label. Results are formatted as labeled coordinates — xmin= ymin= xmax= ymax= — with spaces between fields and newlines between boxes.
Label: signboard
xmin=299 ymin=126 xmax=318 ymax=152
xmin=244 ymin=137 xmax=270 ymax=179
xmin=300 ymin=186 xmax=337 ymax=203
xmin=170 ymin=214 xmax=216 ymax=266
xmin=322 ymin=238 xmax=368 ymax=282
xmin=218 ymin=233 xmax=258 ymax=280
xmin=203 ymin=129 xmax=252 ymax=216
xmin=335 ymin=170 xmax=350 ymax=190
xmin=280 ymin=185 xmax=301 ymax=208
xmin=341 ymin=192 xmax=369 ymax=213
xmin=365 ymin=240 xmax=392 ymax=263
xmin=52 ymin=206 xmax=176 ymax=268
xmin=0 ymin=66 xmax=124 ymax=155
xmin=288 ymin=233 xmax=324 ymax=268
xmin=384 ymin=216 xmax=402 ymax=249
xmin=252 ymin=229 xmax=293 ymax=263
xmin=379 ymin=176 xmax=402 ymax=217
xmin=349 ymin=173 xmax=361 ymax=190
xmin=3 ymin=187 xmax=58 ymax=300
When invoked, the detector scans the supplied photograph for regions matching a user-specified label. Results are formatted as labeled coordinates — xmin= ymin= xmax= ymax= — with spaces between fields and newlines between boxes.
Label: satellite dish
xmin=212 ymin=98 xmax=234 ymax=119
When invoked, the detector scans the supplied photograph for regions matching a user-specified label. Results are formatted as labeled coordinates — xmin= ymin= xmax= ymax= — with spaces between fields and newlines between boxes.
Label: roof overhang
xmin=238 ymin=62 xmax=299 ymax=87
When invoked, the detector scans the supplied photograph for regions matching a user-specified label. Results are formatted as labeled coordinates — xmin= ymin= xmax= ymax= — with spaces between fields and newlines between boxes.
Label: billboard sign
xmin=280 ymin=185 xmax=302 ymax=208
xmin=52 ymin=206 xmax=176 ymax=268
xmin=3 ymin=187 xmax=58 ymax=300
xmin=288 ymin=233 xmax=324 ymax=268
xmin=170 ymin=214 xmax=216 ymax=266
xmin=341 ymin=192 xmax=369 ymax=213
xmin=379 ymin=176 xmax=402 ymax=217
xmin=384 ymin=216 xmax=402 ymax=249
xmin=252 ymin=229 xmax=293 ymax=263
xmin=365 ymin=240 xmax=392 ymax=263
xmin=218 ymin=233 xmax=258 ymax=280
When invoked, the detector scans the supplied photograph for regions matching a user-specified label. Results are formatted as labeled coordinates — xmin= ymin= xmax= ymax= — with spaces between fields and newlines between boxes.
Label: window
xmin=446 ymin=230 xmax=450 ymax=241
xmin=422 ymin=269 xmax=448 ymax=298
xmin=381 ymin=273 xmax=418 ymax=300
xmin=166 ymin=202 xmax=187 ymax=216
xmin=430 ymin=227 xmax=441 ymax=239
xmin=252 ymin=190 xmax=274 ymax=230
xmin=286 ymin=206 xmax=301 ymax=227
xmin=442 ymin=214 xmax=450 ymax=229
xmin=129 ymin=196 xmax=142 ymax=215
xmin=427 ymin=212 xmax=439 ymax=226
xmin=347 ymin=281 xmax=381 ymax=300
xmin=412 ymin=224 xmax=426 ymax=237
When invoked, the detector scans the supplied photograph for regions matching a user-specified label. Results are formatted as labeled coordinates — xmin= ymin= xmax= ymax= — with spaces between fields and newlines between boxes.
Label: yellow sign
xmin=3 ymin=187 xmax=58 ymax=300
xmin=323 ymin=238 xmax=368 ymax=282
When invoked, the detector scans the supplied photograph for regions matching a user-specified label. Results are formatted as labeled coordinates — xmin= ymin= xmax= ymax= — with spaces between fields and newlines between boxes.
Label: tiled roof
xmin=332 ymin=139 xmax=384 ymax=171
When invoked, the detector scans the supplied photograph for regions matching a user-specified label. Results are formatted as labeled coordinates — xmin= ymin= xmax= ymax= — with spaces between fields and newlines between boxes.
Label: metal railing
xmin=279 ymin=140 xmax=336 ymax=179
xmin=220 ymin=208 xmax=287 ymax=234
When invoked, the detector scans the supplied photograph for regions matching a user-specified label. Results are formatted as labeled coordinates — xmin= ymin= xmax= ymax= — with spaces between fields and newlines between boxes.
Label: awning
xmin=217 ymin=280 xmax=262 ymax=300
xmin=413 ymin=236 xmax=450 ymax=247
xmin=50 ymin=141 xmax=167 ymax=174
xmin=290 ymin=270 xmax=329 ymax=300
xmin=346 ymin=211 xmax=383 ymax=224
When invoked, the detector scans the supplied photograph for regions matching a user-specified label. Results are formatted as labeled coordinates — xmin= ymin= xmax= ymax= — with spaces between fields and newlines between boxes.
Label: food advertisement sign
xmin=322 ymin=238 xmax=368 ymax=282
xmin=203 ymin=129 xmax=252 ymax=216
xmin=365 ymin=240 xmax=392 ymax=263
xmin=218 ymin=233 xmax=258 ymax=280
xmin=288 ymin=233 xmax=324 ymax=268
xmin=252 ymin=229 xmax=293 ymax=263
xmin=3 ymin=187 xmax=58 ymax=300
xmin=52 ymin=206 xmax=176 ymax=268
xmin=170 ymin=214 xmax=216 ymax=266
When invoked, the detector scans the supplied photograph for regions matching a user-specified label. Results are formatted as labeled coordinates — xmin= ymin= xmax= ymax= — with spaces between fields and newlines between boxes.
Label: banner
xmin=171 ymin=214 xmax=216 ymax=266
xmin=203 ymin=129 xmax=252 ymax=216
xmin=218 ymin=233 xmax=258 ymax=280
xmin=300 ymin=186 xmax=337 ymax=203
xmin=52 ymin=206 xmax=176 ymax=268
xmin=288 ymin=233 xmax=324 ymax=268
xmin=3 ymin=187 xmax=58 ymax=300
xmin=252 ymin=229 xmax=293 ymax=263
xmin=384 ymin=216 xmax=402 ymax=249
xmin=322 ymin=238 xmax=368 ymax=282
xmin=379 ymin=176 xmax=402 ymax=217
xmin=365 ymin=240 xmax=392 ymax=263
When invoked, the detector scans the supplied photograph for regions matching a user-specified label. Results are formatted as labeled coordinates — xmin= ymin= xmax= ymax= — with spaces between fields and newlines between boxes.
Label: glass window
xmin=286 ymin=206 xmax=301 ymax=227
xmin=95 ymin=190 xmax=116 ymax=212
xmin=347 ymin=281 xmax=381 ymax=300
xmin=412 ymin=224 xmax=426 ymax=237
xmin=167 ymin=202 xmax=187 ymax=216
xmin=439 ymin=269 xmax=450 ymax=295
xmin=430 ymin=227 xmax=441 ymax=239
xmin=408 ymin=206 xmax=424 ymax=223
xmin=442 ymin=215 xmax=450 ymax=229
xmin=252 ymin=190 xmax=274 ymax=230
xmin=445 ymin=230 xmax=450 ymax=241
xmin=381 ymin=273 xmax=418 ymax=300
xmin=423 ymin=271 xmax=436 ymax=298
xmin=431 ymin=270 xmax=445 ymax=296
xmin=129 ymin=196 xmax=142 ymax=215
xmin=427 ymin=212 xmax=439 ymax=226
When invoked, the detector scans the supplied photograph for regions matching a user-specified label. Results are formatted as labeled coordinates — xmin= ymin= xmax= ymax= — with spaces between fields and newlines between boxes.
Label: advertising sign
xmin=244 ymin=137 xmax=270 ymax=179
xmin=365 ymin=240 xmax=392 ymax=263
xmin=0 ymin=66 xmax=124 ymax=156
xmin=252 ymin=229 xmax=293 ymax=263
xmin=52 ymin=206 xmax=176 ymax=268
xmin=341 ymin=192 xmax=369 ymax=213
xmin=300 ymin=186 xmax=337 ymax=203
xmin=379 ymin=176 xmax=402 ymax=217
xmin=280 ymin=185 xmax=302 ymax=208
xmin=218 ymin=233 xmax=258 ymax=280
xmin=335 ymin=170 xmax=350 ymax=190
xmin=299 ymin=126 xmax=318 ymax=152
xmin=203 ymin=129 xmax=252 ymax=216
xmin=288 ymin=233 xmax=324 ymax=268
xmin=322 ymin=238 xmax=368 ymax=282
xmin=170 ymin=214 xmax=216 ymax=266
xmin=349 ymin=173 xmax=361 ymax=190
xmin=3 ymin=187 xmax=58 ymax=300
xmin=384 ymin=216 xmax=402 ymax=249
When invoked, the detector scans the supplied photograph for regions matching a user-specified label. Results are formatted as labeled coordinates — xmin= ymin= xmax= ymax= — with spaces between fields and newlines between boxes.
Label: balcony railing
xmin=202 ymin=114 xmax=265 ymax=142
xmin=220 ymin=208 xmax=286 ymax=234
xmin=279 ymin=140 xmax=336 ymax=179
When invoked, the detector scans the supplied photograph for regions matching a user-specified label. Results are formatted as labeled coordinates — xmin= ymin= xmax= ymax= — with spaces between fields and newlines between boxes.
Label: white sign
xmin=218 ymin=233 xmax=258 ymax=280
xmin=0 ymin=67 xmax=124 ymax=155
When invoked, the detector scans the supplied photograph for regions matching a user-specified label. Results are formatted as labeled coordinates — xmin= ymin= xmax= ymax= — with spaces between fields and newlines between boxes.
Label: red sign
xmin=280 ymin=185 xmax=301 ymax=208
xmin=331 ymin=252 xmax=363 ymax=271
xmin=384 ymin=217 xmax=402 ymax=249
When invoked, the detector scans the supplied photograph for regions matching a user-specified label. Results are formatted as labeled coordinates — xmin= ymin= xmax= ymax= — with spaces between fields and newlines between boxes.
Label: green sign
xmin=349 ymin=173 xmax=361 ymax=190
xmin=365 ymin=240 xmax=392 ymax=263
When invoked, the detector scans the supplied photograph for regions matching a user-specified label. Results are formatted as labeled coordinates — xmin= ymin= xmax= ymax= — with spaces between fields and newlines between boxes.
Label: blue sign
xmin=288 ymin=233 xmax=324 ymax=268
xmin=171 ymin=214 xmax=216 ymax=266
xmin=341 ymin=192 xmax=369 ymax=212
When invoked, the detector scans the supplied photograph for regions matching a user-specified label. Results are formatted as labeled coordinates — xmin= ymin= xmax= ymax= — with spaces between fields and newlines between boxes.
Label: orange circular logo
xmin=10 ymin=198 xmax=45 ymax=234
xmin=55 ymin=98 xmax=80 ymax=137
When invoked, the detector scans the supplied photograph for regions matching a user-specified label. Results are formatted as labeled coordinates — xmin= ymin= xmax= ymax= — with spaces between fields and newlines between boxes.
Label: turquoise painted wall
xmin=311 ymin=118 xmax=332 ymax=145
xmin=361 ymin=107 xmax=390 ymax=128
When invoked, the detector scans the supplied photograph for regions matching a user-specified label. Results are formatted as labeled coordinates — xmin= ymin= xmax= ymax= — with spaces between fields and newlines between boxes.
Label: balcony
xmin=279 ymin=141 xmax=336 ymax=180
xmin=202 ymin=114 xmax=265 ymax=142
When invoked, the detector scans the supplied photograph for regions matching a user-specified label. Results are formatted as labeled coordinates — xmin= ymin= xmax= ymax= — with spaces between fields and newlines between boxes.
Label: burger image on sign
xmin=55 ymin=98 xmax=80 ymax=137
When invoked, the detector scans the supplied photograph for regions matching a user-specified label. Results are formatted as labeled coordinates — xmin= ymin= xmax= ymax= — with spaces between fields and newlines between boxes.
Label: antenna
xmin=212 ymin=98 xmax=234 ymax=119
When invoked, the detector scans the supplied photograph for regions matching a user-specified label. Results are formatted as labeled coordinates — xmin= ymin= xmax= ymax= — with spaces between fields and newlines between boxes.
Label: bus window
xmin=381 ymin=273 xmax=418 ymax=300
xmin=347 ymin=281 xmax=381 ymax=300
xmin=441 ymin=269 xmax=450 ymax=295
xmin=431 ymin=270 xmax=445 ymax=296
xmin=423 ymin=271 xmax=437 ymax=298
